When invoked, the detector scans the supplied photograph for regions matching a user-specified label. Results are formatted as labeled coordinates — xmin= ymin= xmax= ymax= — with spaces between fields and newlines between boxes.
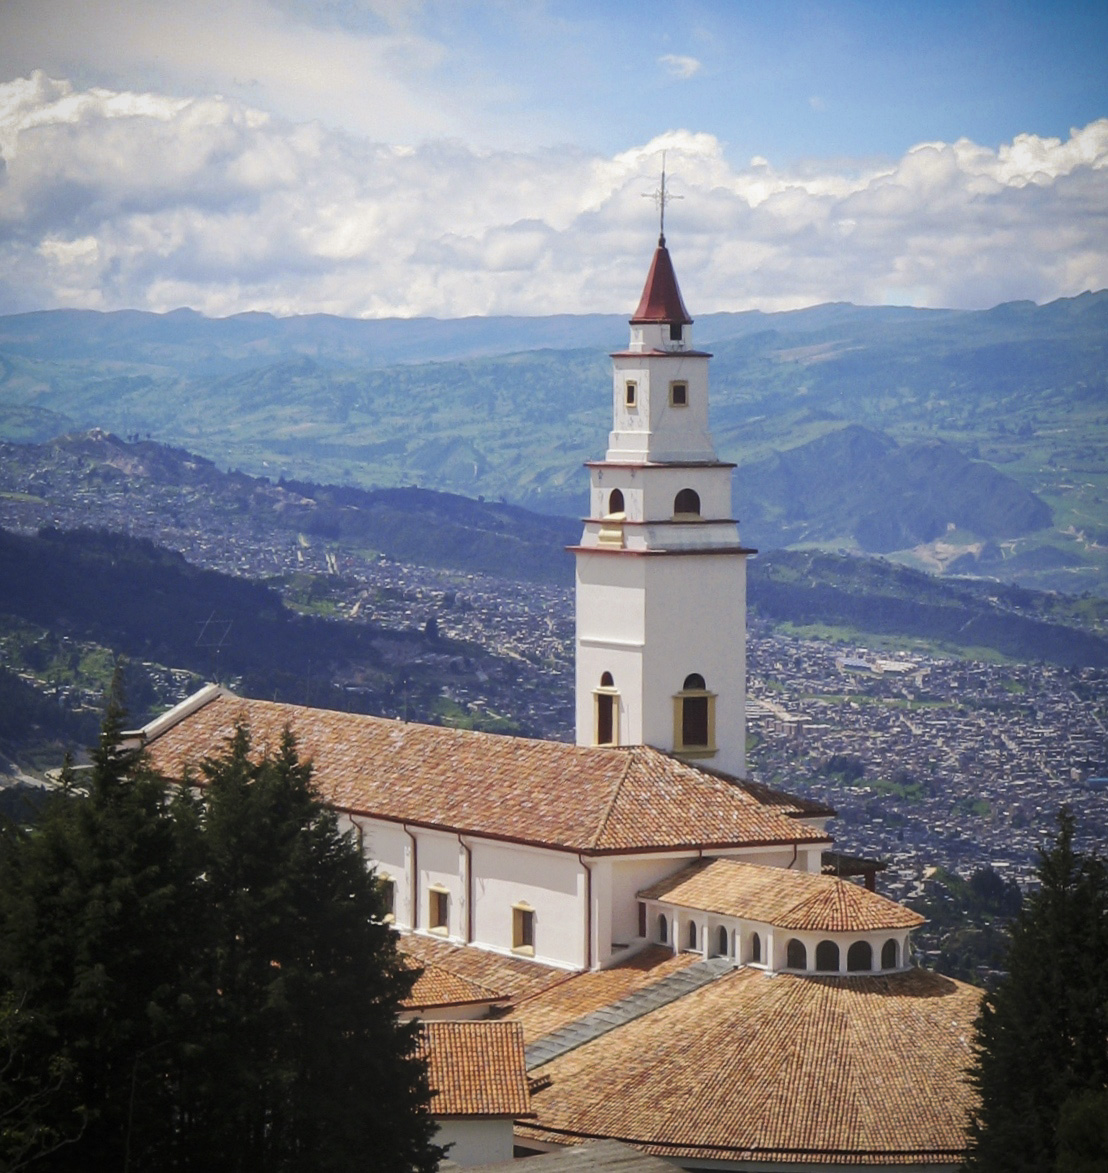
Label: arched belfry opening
xmin=595 ymin=672 xmax=618 ymax=746
xmin=675 ymin=673 xmax=714 ymax=755
xmin=673 ymin=488 xmax=700 ymax=517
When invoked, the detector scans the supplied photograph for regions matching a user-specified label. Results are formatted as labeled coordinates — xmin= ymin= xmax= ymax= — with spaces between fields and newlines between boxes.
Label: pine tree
xmin=964 ymin=808 xmax=1108 ymax=1172
xmin=0 ymin=685 xmax=203 ymax=1169
xmin=0 ymin=708 xmax=441 ymax=1172
xmin=180 ymin=723 xmax=441 ymax=1171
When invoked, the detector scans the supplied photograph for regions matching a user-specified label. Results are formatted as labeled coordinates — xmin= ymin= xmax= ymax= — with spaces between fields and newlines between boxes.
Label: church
xmin=134 ymin=223 xmax=982 ymax=1170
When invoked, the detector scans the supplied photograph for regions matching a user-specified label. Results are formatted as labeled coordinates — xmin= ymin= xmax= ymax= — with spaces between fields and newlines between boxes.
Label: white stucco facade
xmin=432 ymin=1117 xmax=515 ymax=1166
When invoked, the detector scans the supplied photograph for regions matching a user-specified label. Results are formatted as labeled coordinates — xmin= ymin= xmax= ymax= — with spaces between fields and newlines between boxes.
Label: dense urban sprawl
xmin=1 ymin=437 xmax=1104 ymax=895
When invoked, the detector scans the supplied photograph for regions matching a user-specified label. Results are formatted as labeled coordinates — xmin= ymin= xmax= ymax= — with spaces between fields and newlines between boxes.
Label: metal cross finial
xmin=643 ymin=150 xmax=682 ymax=245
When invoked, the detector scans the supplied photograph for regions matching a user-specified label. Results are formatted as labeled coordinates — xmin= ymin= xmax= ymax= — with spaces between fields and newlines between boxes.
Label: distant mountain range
xmin=1 ymin=292 xmax=1104 ymax=594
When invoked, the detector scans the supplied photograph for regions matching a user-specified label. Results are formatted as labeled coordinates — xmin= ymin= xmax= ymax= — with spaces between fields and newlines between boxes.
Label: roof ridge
xmin=588 ymin=746 xmax=639 ymax=850
xmin=524 ymin=955 xmax=732 ymax=1070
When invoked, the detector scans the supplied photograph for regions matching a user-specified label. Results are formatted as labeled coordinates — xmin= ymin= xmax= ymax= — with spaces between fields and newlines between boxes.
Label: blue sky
xmin=0 ymin=0 xmax=1105 ymax=317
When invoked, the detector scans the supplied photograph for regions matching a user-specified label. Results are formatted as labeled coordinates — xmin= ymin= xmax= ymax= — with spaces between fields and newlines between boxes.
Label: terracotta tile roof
xmin=638 ymin=858 xmax=924 ymax=932
xmin=401 ymin=934 xmax=569 ymax=1005
xmin=142 ymin=692 xmax=829 ymax=855
xmin=733 ymin=776 xmax=836 ymax=819
xmin=517 ymin=967 xmax=981 ymax=1164
xmin=418 ymin=1021 xmax=533 ymax=1119
xmin=509 ymin=947 xmax=698 ymax=1045
xmin=402 ymin=958 xmax=505 ymax=1010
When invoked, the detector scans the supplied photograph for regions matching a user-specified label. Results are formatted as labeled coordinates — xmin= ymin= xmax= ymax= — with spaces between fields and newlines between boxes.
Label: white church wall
xmin=358 ymin=818 xmax=413 ymax=927
xmin=635 ymin=464 xmax=733 ymax=521
xmin=575 ymin=554 xmax=647 ymax=748
xmin=609 ymin=354 xmax=713 ymax=464
xmin=640 ymin=554 xmax=746 ymax=776
xmin=432 ymin=1119 xmax=514 ymax=1167
xmin=609 ymin=853 xmax=701 ymax=946
xmin=418 ymin=828 xmax=465 ymax=940
xmin=470 ymin=840 xmax=586 ymax=969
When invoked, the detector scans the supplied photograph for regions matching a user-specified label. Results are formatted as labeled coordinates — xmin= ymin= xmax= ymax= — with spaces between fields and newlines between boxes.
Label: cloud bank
xmin=1 ymin=73 xmax=1106 ymax=318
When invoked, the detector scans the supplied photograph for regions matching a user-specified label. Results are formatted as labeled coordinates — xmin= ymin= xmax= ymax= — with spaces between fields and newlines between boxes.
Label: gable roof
xmin=517 ymin=967 xmax=980 ymax=1164
xmin=638 ymin=858 xmax=925 ymax=932
xmin=630 ymin=238 xmax=692 ymax=325
xmin=401 ymin=932 xmax=567 ymax=1005
xmin=418 ymin=1021 xmax=533 ymax=1120
xmin=141 ymin=690 xmax=830 ymax=856
xmin=402 ymin=959 xmax=506 ymax=1011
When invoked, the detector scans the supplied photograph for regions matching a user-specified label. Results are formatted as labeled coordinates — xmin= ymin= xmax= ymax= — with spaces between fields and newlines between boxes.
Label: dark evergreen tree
xmin=964 ymin=808 xmax=1108 ymax=1172
xmin=179 ymin=723 xmax=441 ymax=1172
xmin=0 ymin=705 xmax=441 ymax=1172
xmin=0 ymin=688 xmax=202 ymax=1170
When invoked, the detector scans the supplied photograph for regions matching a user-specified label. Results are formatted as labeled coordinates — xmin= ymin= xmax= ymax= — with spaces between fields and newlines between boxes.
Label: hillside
xmin=2 ymin=433 xmax=1105 ymax=673
xmin=740 ymin=425 xmax=1051 ymax=553
xmin=0 ymin=294 xmax=1104 ymax=594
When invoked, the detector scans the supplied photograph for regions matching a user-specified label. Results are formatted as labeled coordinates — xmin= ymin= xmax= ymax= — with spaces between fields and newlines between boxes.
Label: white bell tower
xmin=572 ymin=223 xmax=753 ymax=777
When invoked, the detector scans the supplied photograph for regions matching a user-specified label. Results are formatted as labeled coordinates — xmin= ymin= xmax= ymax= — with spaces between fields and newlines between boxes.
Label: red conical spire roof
xmin=630 ymin=234 xmax=693 ymax=325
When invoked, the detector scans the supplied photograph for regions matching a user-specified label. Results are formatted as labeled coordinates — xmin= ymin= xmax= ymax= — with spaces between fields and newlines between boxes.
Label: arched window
xmin=882 ymin=938 xmax=899 ymax=969
xmin=687 ymin=921 xmax=698 ymax=950
xmin=815 ymin=940 xmax=840 ymax=972
xmin=676 ymin=673 xmax=711 ymax=750
xmin=718 ymin=926 xmax=728 ymax=957
xmin=751 ymin=932 xmax=761 ymax=963
xmin=595 ymin=672 xmax=617 ymax=746
xmin=786 ymin=939 xmax=807 ymax=970
xmin=674 ymin=488 xmax=700 ymax=516
xmin=847 ymin=941 xmax=873 ymax=972
xmin=607 ymin=488 xmax=625 ymax=516
xmin=658 ymin=914 xmax=668 ymax=944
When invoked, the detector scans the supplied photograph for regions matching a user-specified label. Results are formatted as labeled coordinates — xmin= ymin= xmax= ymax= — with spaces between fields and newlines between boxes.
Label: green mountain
xmin=1 ymin=292 xmax=1104 ymax=593
xmin=740 ymin=425 xmax=1051 ymax=553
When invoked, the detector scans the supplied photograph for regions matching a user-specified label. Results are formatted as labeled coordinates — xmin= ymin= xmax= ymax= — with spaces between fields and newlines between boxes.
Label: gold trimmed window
xmin=594 ymin=671 xmax=619 ymax=746
xmin=673 ymin=673 xmax=715 ymax=756
xmin=512 ymin=902 xmax=535 ymax=955
xmin=624 ymin=380 xmax=637 ymax=407
xmin=428 ymin=886 xmax=449 ymax=934
xmin=669 ymin=380 xmax=688 ymax=407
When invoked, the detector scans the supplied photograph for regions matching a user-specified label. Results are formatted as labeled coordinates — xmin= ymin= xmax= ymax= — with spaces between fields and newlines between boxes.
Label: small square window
xmin=513 ymin=905 xmax=535 ymax=954
xmin=670 ymin=382 xmax=688 ymax=407
xmin=624 ymin=381 xmax=637 ymax=407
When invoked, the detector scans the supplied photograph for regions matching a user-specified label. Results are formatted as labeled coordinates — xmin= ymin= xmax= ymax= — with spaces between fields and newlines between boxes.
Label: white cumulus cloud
xmin=1 ymin=73 xmax=1106 ymax=317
